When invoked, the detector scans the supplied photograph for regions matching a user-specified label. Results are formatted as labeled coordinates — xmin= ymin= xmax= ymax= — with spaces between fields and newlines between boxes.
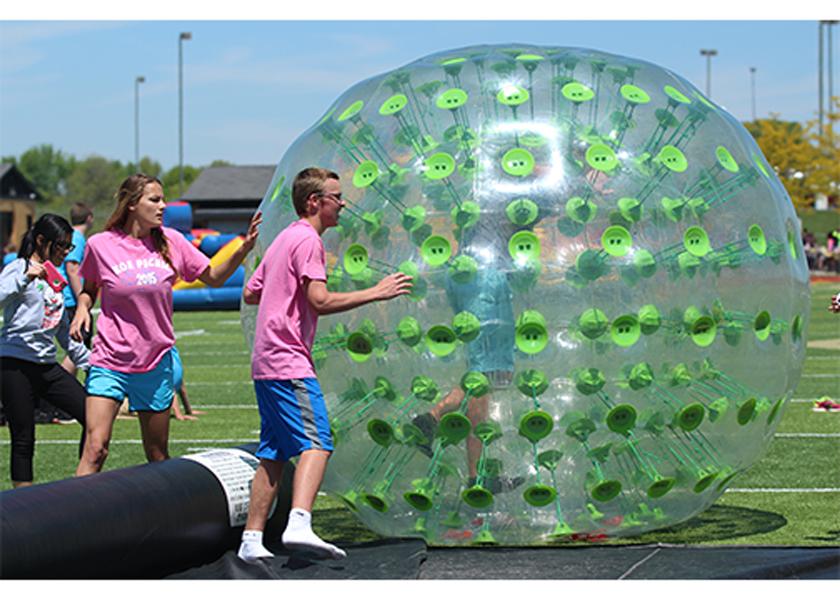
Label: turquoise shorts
xmin=86 ymin=349 xmax=175 ymax=412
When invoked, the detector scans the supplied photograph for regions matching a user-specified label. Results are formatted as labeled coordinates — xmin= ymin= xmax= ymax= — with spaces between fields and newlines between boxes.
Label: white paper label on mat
xmin=183 ymin=448 xmax=275 ymax=527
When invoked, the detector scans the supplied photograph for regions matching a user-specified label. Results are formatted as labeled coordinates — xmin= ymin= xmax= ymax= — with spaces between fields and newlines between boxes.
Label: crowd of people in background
xmin=803 ymin=227 xmax=840 ymax=273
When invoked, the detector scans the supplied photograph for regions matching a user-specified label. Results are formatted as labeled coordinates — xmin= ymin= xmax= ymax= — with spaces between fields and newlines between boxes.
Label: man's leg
xmin=238 ymin=458 xmax=284 ymax=563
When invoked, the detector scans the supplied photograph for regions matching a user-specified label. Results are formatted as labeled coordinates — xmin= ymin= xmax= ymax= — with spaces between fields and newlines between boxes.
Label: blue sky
xmin=1 ymin=12 xmax=837 ymax=171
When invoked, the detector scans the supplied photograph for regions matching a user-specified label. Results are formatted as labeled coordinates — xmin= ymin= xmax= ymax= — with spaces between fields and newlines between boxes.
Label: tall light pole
xmin=134 ymin=76 xmax=145 ymax=168
xmin=749 ymin=67 xmax=756 ymax=121
xmin=827 ymin=21 xmax=838 ymax=140
xmin=700 ymin=49 xmax=718 ymax=98
xmin=178 ymin=31 xmax=192 ymax=196
xmin=819 ymin=21 xmax=825 ymax=135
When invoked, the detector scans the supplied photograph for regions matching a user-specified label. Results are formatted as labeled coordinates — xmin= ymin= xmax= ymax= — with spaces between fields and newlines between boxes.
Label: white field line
xmin=174 ymin=329 xmax=205 ymax=339
xmin=800 ymin=374 xmax=840 ymax=378
xmin=726 ymin=488 xmax=840 ymax=493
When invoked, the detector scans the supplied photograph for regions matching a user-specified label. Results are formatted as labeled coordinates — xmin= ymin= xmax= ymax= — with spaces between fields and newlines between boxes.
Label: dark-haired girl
xmin=0 ymin=214 xmax=89 ymax=487
xmin=71 ymin=174 xmax=261 ymax=475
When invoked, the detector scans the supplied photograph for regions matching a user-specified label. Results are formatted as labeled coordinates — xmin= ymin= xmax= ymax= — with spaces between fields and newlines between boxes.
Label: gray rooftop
xmin=181 ymin=165 xmax=275 ymax=202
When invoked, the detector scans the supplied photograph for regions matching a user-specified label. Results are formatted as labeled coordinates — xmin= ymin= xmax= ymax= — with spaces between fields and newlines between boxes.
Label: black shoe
xmin=411 ymin=413 xmax=437 ymax=457
xmin=34 ymin=408 xmax=55 ymax=424
xmin=468 ymin=475 xmax=526 ymax=495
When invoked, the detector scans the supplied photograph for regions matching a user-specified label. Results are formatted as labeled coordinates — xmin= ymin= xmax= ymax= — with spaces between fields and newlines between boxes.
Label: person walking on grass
xmin=60 ymin=202 xmax=94 ymax=375
xmin=70 ymin=173 xmax=261 ymax=475
xmin=0 ymin=214 xmax=89 ymax=487
xmin=236 ymin=167 xmax=412 ymax=563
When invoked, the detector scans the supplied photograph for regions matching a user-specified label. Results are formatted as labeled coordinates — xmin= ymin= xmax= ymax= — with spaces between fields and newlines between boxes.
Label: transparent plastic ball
xmin=242 ymin=44 xmax=810 ymax=545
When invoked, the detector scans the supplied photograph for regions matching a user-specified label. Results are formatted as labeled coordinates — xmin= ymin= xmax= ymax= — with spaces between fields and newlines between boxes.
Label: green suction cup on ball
xmin=565 ymin=196 xmax=598 ymax=224
xmin=367 ymin=419 xmax=395 ymax=447
xmin=562 ymin=81 xmax=595 ymax=103
xmin=461 ymin=371 xmax=491 ymax=397
xmin=337 ymin=100 xmax=364 ymax=122
xmin=661 ymin=197 xmax=686 ymax=222
xmin=664 ymin=85 xmax=692 ymax=105
xmin=346 ymin=331 xmax=373 ymax=362
xmin=515 ymin=369 xmax=549 ymax=396
xmin=438 ymin=413 xmax=471 ymax=444
xmin=352 ymin=160 xmax=380 ymax=188
xmin=411 ymin=375 xmax=439 ymax=403
xmin=715 ymin=145 xmax=740 ymax=173
xmin=606 ymin=404 xmax=637 ymax=434
xmin=420 ymin=235 xmax=452 ymax=267
xmin=506 ymin=198 xmax=539 ymax=226
xmin=452 ymin=310 xmax=481 ymax=342
xmin=378 ymin=94 xmax=408 ymax=116
xmin=617 ymin=197 xmax=643 ymax=223
xmin=610 ymin=315 xmax=641 ymax=347
xmin=747 ymin=224 xmax=767 ymax=255
xmin=508 ymin=230 xmax=541 ymax=263
xmin=737 ymin=397 xmax=757 ymax=425
xmin=497 ymin=84 xmax=530 ymax=106
xmin=523 ymin=484 xmax=557 ymax=507
xmin=634 ymin=250 xmax=657 ymax=278
xmin=590 ymin=479 xmax=622 ymax=502
xmin=343 ymin=244 xmax=369 ymax=276
xmin=396 ymin=316 xmax=422 ymax=347
xmin=656 ymin=145 xmax=688 ymax=173
xmin=425 ymin=325 xmax=457 ymax=357
xmin=436 ymin=88 xmax=468 ymax=110
xmin=578 ymin=307 xmax=609 ymax=340
xmin=574 ymin=368 xmax=606 ymax=395
xmin=462 ymin=484 xmax=494 ymax=509
xmin=683 ymin=226 xmax=712 ymax=257
xmin=628 ymin=362 xmax=654 ymax=390
xmin=676 ymin=402 xmax=705 ymax=431
xmin=518 ymin=410 xmax=554 ymax=443
xmin=620 ymin=84 xmax=651 ymax=104
xmin=403 ymin=480 xmax=436 ymax=512
xmin=647 ymin=477 xmax=676 ymax=498
xmin=448 ymin=255 xmax=478 ymax=284
xmin=424 ymin=152 xmax=456 ymax=180
xmin=575 ymin=249 xmax=608 ymax=281
xmin=502 ymin=148 xmax=536 ymax=177
xmin=688 ymin=314 xmax=717 ymax=348
xmin=586 ymin=144 xmax=619 ymax=172
xmin=451 ymin=201 xmax=481 ymax=229
xmin=515 ymin=310 xmax=549 ymax=354
xmin=753 ymin=310 xmax=771 ymax=341
xmin=638 ymin=305 xmax=661 ymax=334
xmin=601 ymin=225 xmax=633 ymax=257
xmin=692 ymin=470 xmax=719 ymax=493
xmin=401 ymin=205 xmax=427 ymax=232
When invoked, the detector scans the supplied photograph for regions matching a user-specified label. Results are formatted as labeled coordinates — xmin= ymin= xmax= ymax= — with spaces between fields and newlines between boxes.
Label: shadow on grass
xmin=611 ymin=504 xmax=788 ymax=545
xmin=314 ymin=502 xmax=788 ymax=547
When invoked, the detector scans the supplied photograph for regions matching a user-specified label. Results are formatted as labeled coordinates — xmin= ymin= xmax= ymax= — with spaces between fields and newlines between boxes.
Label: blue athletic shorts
xmin=254 ymin=378 xmax=334 ymax=462
xmin=86 ymin=350 xmax=175 ymax=412
xmin=171 ymin=345 xmax=183 ymax=389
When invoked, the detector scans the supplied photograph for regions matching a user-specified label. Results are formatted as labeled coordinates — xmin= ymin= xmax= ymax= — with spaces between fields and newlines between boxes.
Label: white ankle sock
xmin=282 ymin=508 xmax=346 ymax=560
xmin=237 ymin=529 xmax=274 ymax=563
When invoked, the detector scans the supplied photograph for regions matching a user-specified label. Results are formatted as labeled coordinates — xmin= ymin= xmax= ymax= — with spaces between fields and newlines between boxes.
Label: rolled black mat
xmin=0 ymin=444 xmax=293 ymax=579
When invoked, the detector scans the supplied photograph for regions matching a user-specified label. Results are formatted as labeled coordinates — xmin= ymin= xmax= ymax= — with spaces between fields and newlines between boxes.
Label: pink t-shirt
xmin=80 ymin=227 xmax=210 ymax=373
xmin=248 ymin=220 xmax=326 ymax=380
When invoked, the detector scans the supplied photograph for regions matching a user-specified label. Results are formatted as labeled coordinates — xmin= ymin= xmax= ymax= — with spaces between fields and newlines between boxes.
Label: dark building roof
xmin=181 ymin=165 xmax=275 ymax=203
xmin=0 ymin=163 xmax=41 ymax=201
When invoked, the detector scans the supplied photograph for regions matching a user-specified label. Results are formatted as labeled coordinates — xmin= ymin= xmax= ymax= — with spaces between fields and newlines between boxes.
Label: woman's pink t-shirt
xmin=247 ymin=220 xmax=326 ymax=380
xmin=80 ymin=227 xmax=210 ymax=373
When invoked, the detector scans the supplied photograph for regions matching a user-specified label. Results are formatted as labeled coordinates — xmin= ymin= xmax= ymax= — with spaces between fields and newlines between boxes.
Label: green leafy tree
xmin=746 ymin=99 xmax=839 ymax=209
xmin=161 ymin=164 xmax=201 ymax=200
xmin=64 ymin=155 xmax=128 ymax=229
xmin=4 ymin=144 xmax=76 ymax=202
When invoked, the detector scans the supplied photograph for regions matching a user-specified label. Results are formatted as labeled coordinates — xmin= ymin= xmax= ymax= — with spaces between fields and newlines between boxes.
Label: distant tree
xmin=746 ymin=99 xmax=839 ymax=209
xmin=64 ymin=155 xmax=127 ymax=229
xmin=128 ymin=156 xmax=164 ymax=180
xmin=161 ymin=164 xmax=201 ymax=200
xmin=209 ymin=159 xmax=232 ymax=168
xmin=6 ymin=144 xmax=76 ymax=202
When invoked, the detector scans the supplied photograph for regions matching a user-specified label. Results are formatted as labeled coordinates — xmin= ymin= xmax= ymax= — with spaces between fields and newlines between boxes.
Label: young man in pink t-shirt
xmin=237 ymin=167 xmax=412 ymax=563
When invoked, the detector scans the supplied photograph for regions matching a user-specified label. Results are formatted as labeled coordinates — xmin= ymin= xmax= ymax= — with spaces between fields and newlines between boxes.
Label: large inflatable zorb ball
xmin=242 ymin=44 xmax=810 ymax=545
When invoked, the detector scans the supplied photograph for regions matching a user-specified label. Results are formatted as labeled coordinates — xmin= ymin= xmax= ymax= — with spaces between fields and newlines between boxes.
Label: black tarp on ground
xmin=168 ymin=540 xmax=840 ymax=580
xmin=167 ymin=539 xmax=427 ymax=579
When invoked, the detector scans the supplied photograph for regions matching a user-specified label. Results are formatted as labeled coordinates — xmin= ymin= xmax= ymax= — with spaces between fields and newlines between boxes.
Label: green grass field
xmin=2 ymin=284 xmax=838 ymax=547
